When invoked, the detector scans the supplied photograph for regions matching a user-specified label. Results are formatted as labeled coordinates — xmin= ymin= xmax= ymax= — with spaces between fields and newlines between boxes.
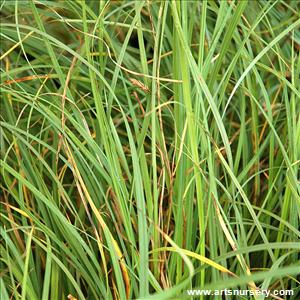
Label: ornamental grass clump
xmin=1 ymin=1 xmax=300 ymax=299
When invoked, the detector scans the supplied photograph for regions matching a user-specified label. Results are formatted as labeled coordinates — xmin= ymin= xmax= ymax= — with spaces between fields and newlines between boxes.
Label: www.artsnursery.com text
xmin=186 ymin=288 xmax=294 ymax=297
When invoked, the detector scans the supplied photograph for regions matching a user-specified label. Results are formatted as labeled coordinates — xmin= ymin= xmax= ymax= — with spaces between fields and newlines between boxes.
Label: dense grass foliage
xmin=1 ymin=1 xmax=300 ymax=299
